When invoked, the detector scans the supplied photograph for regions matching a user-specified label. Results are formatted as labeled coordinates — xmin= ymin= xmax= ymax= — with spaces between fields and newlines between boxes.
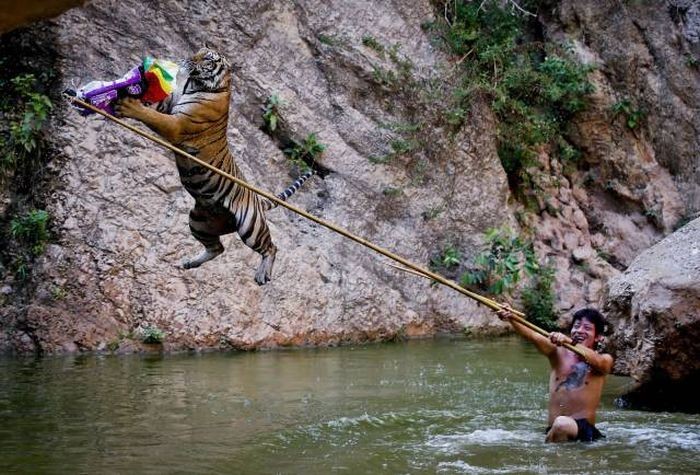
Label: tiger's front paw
xmin=254 ymin=253 xmax=276 ymax=285
xmin=181 ymin=247 xmax=224 ymax=270
xmin=115 ymin=97 xmax=146 ymax=119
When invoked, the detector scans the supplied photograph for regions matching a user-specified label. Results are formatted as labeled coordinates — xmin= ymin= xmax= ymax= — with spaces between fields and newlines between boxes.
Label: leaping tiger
xmin=115 ymin=47 xmax=313 ymax=285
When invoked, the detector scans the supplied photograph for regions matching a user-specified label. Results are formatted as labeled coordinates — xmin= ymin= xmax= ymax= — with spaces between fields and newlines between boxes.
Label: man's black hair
xmin=570 ymin=308 xmax=608 ymax=335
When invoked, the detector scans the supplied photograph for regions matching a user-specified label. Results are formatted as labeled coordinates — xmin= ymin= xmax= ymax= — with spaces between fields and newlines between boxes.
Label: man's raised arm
xmin=496 ymin=306 xmax=557 ymax=357
xmin=549 ymin=332 xmax=614 ymax=375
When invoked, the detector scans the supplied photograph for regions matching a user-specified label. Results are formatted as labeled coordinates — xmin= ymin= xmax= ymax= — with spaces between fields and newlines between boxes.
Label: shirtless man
xmin=496 ymin=307 xmax=614 ymax=442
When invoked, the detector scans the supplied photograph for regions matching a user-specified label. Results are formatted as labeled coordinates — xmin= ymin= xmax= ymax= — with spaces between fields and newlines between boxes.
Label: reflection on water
xmin=0 ymin=337 xmax=697 ymax=474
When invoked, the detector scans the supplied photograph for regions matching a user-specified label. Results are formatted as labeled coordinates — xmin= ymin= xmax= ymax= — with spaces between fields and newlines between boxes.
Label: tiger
xmin=115 ymin=47 xmax=314 ymax=285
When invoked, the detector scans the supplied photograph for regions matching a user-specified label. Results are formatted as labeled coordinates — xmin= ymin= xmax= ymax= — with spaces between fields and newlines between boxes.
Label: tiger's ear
xmin=204 ymin=40 xmax=221 ymax=51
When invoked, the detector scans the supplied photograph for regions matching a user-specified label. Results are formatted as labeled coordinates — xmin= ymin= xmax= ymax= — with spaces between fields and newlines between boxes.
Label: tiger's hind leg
xmin=248 ymin=231 xmax=276 ymax=286
xmin=236 ymin=205 xmax=277 ymax=285
xmin=254 ymin=243 xmax=277 ymax=286
xmin=182 ymin=204 xmax=232 ymax=269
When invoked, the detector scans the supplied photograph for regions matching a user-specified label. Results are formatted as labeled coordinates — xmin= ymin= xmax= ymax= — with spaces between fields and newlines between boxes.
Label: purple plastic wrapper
xmin=72 ymin=66 xmax=144 ymax=116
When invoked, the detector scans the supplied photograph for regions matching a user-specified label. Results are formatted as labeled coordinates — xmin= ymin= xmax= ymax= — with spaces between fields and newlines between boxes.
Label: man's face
xmin=570 ymin=317 xmax=597 ymax=348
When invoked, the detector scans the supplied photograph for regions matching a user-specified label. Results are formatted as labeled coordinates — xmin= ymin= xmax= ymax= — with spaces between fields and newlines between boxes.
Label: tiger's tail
xmin=263 ymin=169 xmax=315 ymax=210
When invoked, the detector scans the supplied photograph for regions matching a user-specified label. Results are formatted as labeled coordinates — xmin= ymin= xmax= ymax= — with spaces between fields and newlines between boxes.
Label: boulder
xmin=605 ymin=217 xmax=700 ymax=412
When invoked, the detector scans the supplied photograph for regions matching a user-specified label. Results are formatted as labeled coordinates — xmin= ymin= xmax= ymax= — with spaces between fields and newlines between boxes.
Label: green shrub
xmin=557 ymin=137 xmax=581 ymax=163
xmin=521 ymin=265 xmax=558 ymax=331
xmin=1 ymin=74 xmax=52 ymax=180
xmin=10 ymin=209 xmax=49 ymax=256
xmin=50 ymin=285 xmax=67 ymax=300
xmin=461 ymin=227 xmax=538 ymax=295
xmin=430 ymin=1 xmax=593 ymax=188
xmin=141 ymin=326 xmax=165 ymax=344
xmin=318 ymin=34 xmax=341 ymax=46
xmin=383 ymin=121 xmax=421 ymax=134
xmin=421 ymin=206 xmax=443 ymax=221
xmin=372 ymin=65 xmax=399 ymax=87
xmin=444 ymin=106 xmax=467 ymax=127
xmin=368 ymin=154 xmax=391 ymax=164
xmin=7 ymin=208 xmax=50 ymax=279
xmin=387 ymin=43 xmax=413 ymax=75
xmin=14 ymin=262 xmax=28 ymax=280
xmin=409 ymin=157 xmax=429 ymax=185
xmin=368 ymin=134 xmax=420 ymax=167
xmin=362 ymin=35 xmax=385 ymax=55
xmin=611 ymin=99 xmax=645 ymax=129
xmin=390 ymin=138 xmax=418 ymax=155
xmin=262 ymin=94 xmax=283 ymax=132
xmin=431 ymin=246 xmax=461 ymax=269
xmin=369 ymin=41 xmax=413 ymax=91
xmin=284 ymin=132 xmax=326 ymax=171
xmin=381 ymin=186 xmax=403 ymax=197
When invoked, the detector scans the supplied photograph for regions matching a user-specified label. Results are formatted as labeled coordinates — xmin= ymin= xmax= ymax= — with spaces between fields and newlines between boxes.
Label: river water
xmin=1 ymin=337 xmax=697 ymax=474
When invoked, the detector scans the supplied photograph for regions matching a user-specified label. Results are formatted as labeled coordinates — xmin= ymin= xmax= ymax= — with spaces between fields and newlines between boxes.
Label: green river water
xmin=1 ymin=337 xmax=698 ymax=474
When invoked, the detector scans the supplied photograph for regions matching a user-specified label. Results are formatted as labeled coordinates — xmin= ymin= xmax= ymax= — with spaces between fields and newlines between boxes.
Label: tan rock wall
xmin=3 ymin=0 xmax=513 ymax=353
xmin=1 ymin=0 xmax=697 ymax=354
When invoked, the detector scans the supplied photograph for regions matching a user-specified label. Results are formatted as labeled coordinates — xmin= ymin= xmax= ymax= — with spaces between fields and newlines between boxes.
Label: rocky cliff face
xmin=605 ymin=218 xmax=700 ymax=412
xmin=1 ymin=0 xmax=515 ymax=353
xmin=526 ymin=0 xmax=698 ymax=313
xmin=0 ymin=1 xmax=697 ymax=357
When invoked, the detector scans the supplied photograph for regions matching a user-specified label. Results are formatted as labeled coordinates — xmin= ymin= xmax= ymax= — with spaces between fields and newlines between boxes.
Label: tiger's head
xmin=181 ymin=46 xmax=231 ymax=92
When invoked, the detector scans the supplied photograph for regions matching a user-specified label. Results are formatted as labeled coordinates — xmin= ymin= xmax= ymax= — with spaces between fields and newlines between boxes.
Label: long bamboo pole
xmin=63 ymin=94 xmax=587 ymax=358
